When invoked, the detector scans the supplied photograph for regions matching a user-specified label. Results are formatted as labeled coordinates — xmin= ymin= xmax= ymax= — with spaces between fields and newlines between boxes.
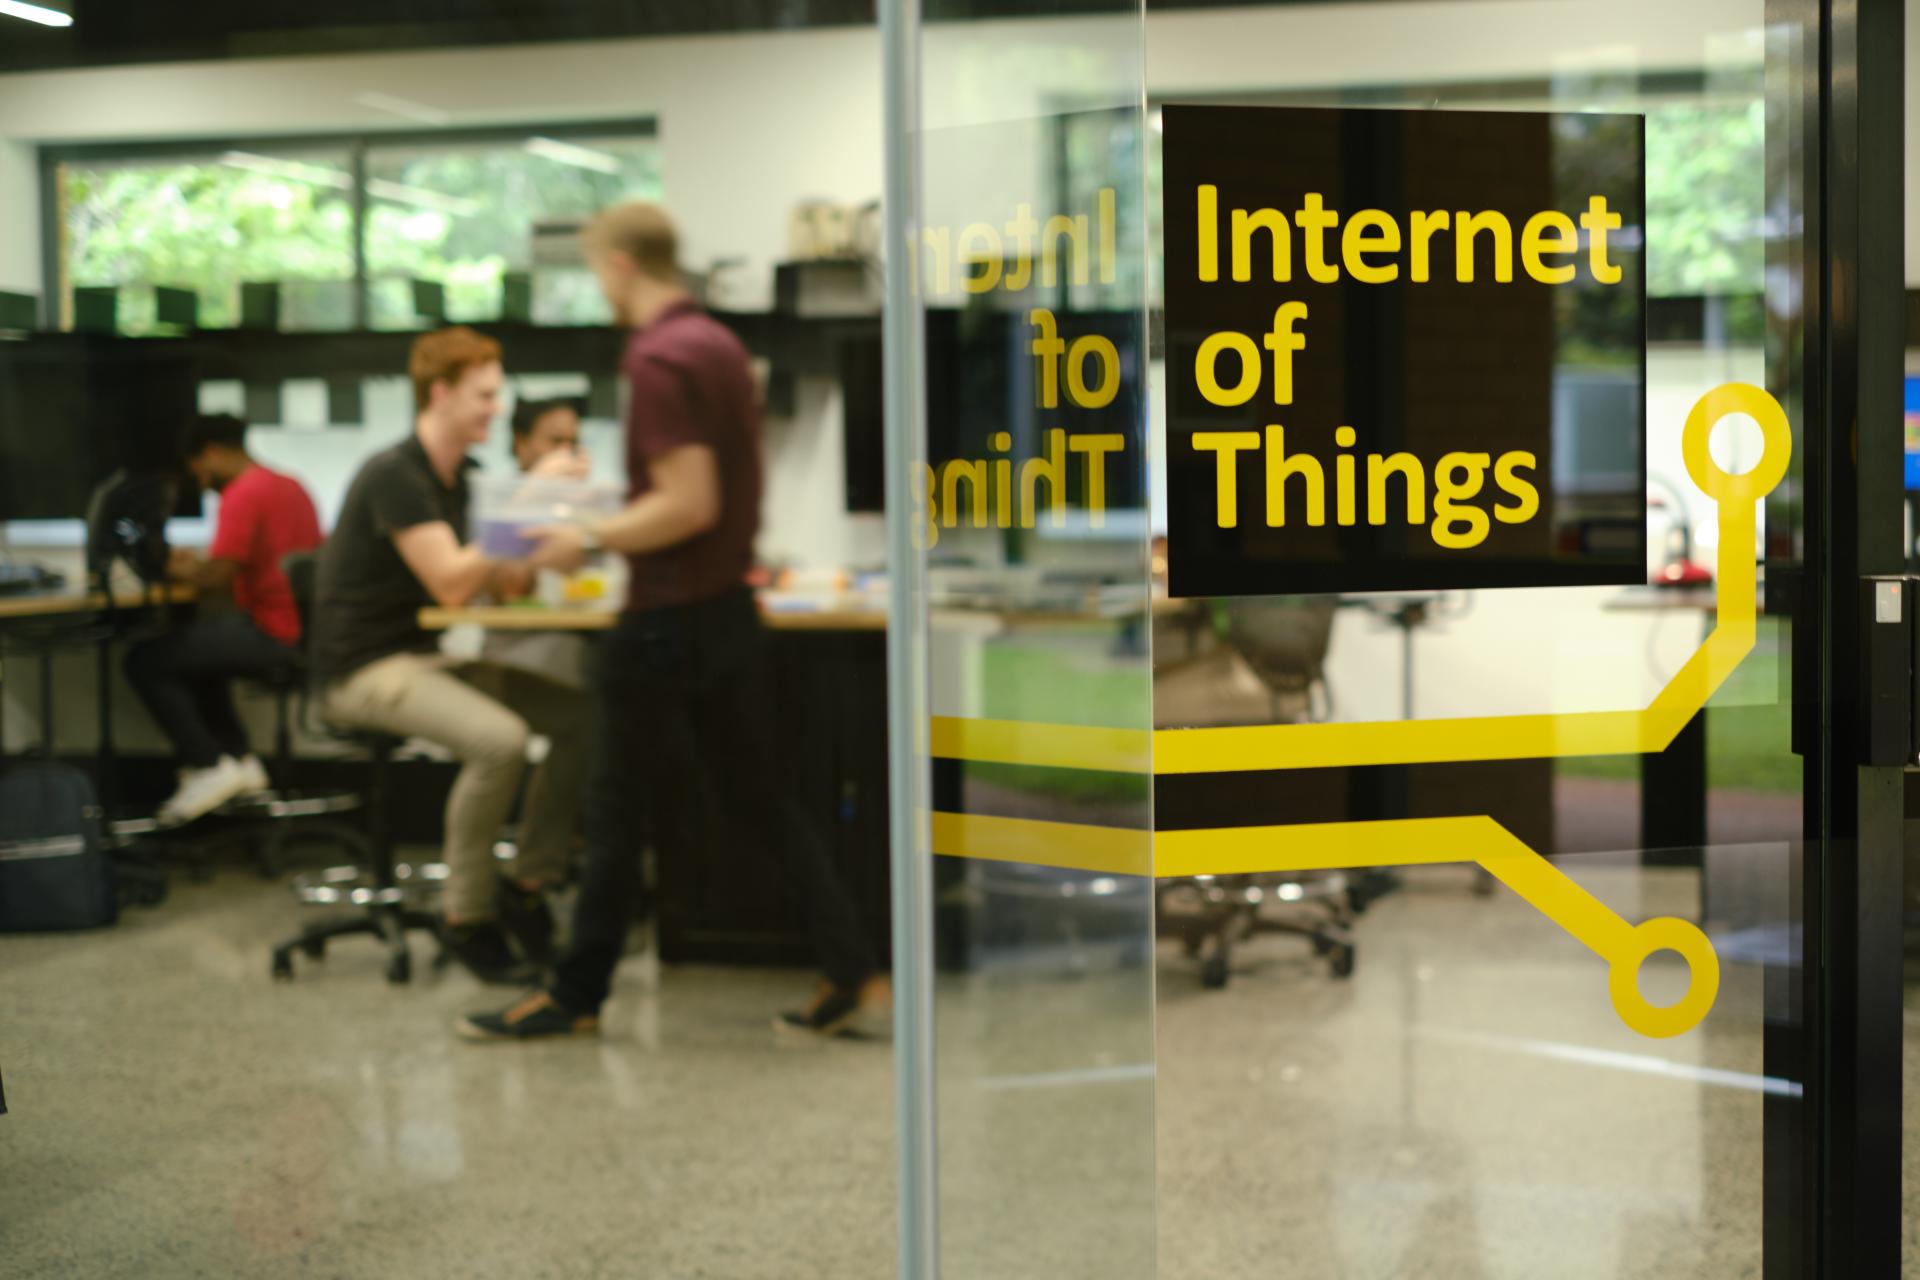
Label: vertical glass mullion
xmin=881 ymin=1 xmax=939 ymax=1277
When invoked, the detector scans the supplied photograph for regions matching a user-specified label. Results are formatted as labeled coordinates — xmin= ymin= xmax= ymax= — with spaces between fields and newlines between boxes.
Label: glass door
xmin=881 ymin=1 xmax=1906 ymax=1275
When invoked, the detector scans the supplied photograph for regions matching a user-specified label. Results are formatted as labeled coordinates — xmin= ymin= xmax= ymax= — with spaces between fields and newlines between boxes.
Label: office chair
xmin=268 ymin=551 xmax=446 ymax=985
xmin=1154 ymin=596 xmax=1357 ymax=986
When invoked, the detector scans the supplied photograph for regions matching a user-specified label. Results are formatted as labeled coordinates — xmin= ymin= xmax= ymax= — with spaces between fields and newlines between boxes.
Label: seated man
xmin=311 ymin=327 xmax=586 ymax=984
xmin=126 ymin=413 xmax=322 ymax=826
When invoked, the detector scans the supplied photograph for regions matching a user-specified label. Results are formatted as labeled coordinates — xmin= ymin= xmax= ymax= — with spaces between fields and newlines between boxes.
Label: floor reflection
xmin=1 ymin=867 xmax=896 ymax=1280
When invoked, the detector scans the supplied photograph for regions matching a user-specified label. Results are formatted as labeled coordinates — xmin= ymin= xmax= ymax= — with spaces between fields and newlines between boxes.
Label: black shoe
xmin=457 ymin=990 xmax=599 ymax=1041
xmin=495 ymin=876 xmax=555 ymax=966
xmin=776 ymin=978 xmax=888 ymax=1040
xmin=443 ymin=922 xmax=540 ymax=986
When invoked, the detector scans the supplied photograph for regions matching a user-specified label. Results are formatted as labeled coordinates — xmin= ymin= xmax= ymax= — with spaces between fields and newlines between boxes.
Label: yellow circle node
xmin=1606 ymin=916 xmax=1720 ymax=1038
xmin=1681 ymin=382 xmax=1792 ymax=504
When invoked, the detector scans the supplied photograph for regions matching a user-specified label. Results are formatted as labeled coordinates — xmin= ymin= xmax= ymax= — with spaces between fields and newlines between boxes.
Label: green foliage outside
xmin=1645 ymin=100 xmax=1765 ymax=299
xmin=64 ymin=160 xmax=356 ymax=331
xmin=61 ymin=136 xmax=661 ymax=334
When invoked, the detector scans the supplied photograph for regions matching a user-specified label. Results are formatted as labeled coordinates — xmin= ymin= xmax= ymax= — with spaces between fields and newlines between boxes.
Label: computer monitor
xmin=1905 ymin=374 xmax=1920 ymax=490
xmin=0 ymin=339 xmax=201 ymax=522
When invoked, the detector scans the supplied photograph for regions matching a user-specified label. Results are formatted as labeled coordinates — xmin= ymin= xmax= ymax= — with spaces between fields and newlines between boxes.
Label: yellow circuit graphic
xmin=929 ymin=382 xmax=1791 ymax=1039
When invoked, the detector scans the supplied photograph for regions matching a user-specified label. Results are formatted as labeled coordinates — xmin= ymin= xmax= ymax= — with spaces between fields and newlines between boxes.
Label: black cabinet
xmin=654 ymin=627 xmax=892 ymax=969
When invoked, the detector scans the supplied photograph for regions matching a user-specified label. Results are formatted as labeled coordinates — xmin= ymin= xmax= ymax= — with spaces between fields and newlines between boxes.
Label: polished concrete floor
xmin=5 ymin=857 xmax=1920 ymax=1278
xmin=0 ymin=867 xmax=898 ymax=1280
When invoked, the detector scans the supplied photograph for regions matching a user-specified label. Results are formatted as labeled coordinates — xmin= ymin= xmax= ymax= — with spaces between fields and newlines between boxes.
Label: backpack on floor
xmin=0 ymin=762 xmax=118 ymax=932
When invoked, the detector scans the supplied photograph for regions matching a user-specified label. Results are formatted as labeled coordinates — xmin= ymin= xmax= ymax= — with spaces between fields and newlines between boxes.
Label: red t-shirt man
xmin=126 ymin=415 xmax=325 ymax=825
xmin=207 ymin=462 xmax=323 ymax=643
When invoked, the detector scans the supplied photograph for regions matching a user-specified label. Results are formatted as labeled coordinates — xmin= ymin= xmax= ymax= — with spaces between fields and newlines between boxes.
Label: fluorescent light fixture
xmin=221 ymin=151 xmax=475 ymax=218
xmin=354 ymin=91 xmax=451 ymax=126
xmin=221 ymin=151 xmax=352 ymax=191
xmin=524 ymin=136 xmax=622 ymax=176
xmin=0 ymin=0 xmax=73 ymax=26
xmin=364 ymin=178 xmax=479 ymax=218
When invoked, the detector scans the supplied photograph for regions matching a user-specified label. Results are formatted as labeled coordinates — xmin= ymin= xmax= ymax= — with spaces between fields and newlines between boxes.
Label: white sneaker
xmin=157 ymin=756 xmax=254 ymax=826
xmin=237 ymin=755 xmax=271 ymax=796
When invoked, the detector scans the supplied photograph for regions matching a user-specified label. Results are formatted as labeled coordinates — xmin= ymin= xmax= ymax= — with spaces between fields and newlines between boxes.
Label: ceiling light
xmin=0 ymin=0 xmax=73 ymax=26
xmin=220 ymin=151 xmax=352 ymax=191
xmin=365 ymin=178 xmax=479 ymax=218
xmin=524 ymin=137 xmax=622 ymax=176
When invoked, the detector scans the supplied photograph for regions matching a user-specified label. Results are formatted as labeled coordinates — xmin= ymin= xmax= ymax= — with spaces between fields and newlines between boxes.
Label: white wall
xmin=0 ymin=140 xmax=37 ymax=297
xmin=0 ymin=25 xmax=891 ymax=577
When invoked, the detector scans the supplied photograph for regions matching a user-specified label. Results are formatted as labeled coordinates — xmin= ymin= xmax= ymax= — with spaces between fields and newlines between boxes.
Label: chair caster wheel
xmin=270 ymin=953 xmax=294 ymax=980
xmin=1329 ymin=944 xmax=1355 ymax=979
xmin=386 ymin=952 xmax=412 ymax=984
xmin=1200 ymin=952 xmax=1230 ymax=989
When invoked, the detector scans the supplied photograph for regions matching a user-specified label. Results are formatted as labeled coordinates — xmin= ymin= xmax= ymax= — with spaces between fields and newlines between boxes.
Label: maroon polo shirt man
xmin=460 ymin=201 xmax=885 ymax=1041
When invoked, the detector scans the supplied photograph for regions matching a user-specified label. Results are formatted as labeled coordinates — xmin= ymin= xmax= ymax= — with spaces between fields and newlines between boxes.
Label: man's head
xmin=179 ymin=413 xmax=252 ymax=492
xmin=510 ymin=397 xmax=584 ymax=473
xmin=581 ymin=201 xmax=684 ymax=327
xmin=410 ymin=325 xmax=504 ymax=448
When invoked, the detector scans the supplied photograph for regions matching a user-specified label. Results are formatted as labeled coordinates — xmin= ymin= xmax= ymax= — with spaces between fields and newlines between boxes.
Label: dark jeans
xmin=551 ymin=588 xmax=876 ymax=1013
xmin=125 ymin=612 xmax=299 ymax=769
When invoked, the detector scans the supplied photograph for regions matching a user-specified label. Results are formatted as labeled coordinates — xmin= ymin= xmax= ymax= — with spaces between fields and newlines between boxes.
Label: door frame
xmin=1783 ymin=0 xmax=1907 ymax=1274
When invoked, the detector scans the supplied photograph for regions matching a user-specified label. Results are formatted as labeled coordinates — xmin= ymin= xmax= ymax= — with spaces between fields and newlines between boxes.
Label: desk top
xmin=419 ymin=600 xmax=887 ymax=633
xmin=1602 ymin=585 xmax=1718 ymax=613
xmin=0 ymin=583 xmax=193 ymax=621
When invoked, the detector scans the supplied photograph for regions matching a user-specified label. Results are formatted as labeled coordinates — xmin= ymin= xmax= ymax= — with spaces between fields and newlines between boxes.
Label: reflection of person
xmin=461 ymin=203 xmax=884 ymax=1040
xmin=311 ymin=327 xmax=583 ymax=985
xmin=126 ymin=414 xmax=322 ymax=825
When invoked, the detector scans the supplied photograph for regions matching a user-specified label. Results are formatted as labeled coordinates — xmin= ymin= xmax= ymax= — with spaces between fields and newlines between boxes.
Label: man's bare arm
xmin=168 ymin=548 xmax=239 ymax=595
xmin=594 ymin=444 xmax=720 ymax=555
xmin=392 ymin=521 xmax=525 ymax=607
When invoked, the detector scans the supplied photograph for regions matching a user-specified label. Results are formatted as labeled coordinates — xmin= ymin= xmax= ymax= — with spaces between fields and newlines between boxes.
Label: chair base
xmin=1160 ymin=872 xmax=1358 ymax=988
xmin=270 ymin=904 xmax=449 ymax=985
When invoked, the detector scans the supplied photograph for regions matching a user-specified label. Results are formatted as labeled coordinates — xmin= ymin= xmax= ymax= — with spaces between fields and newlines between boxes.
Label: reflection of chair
xmin=1154 ymin=596 xmax=1356 ymax=987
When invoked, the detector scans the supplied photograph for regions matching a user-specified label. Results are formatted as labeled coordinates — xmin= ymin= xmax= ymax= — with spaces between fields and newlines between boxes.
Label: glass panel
xmin=59 ymin=147 xmax=356 ymax=331
xmin=362 ymin=131 xmax=661 ymax=327
xmin=912 ymin=2 xmax=1157 ymax=1275
xmin=1144 ymin=5 xmax=1812 ymax=1277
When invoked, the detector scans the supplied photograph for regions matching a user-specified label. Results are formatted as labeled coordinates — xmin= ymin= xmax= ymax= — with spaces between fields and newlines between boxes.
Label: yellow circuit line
xmin=921 ymin=382 xmax=1779 ymax=1039
xmin=935 ymin=809 xmax=1718 ymax=1037
xmin=930 ymin=509 xmax=1755 ymax=774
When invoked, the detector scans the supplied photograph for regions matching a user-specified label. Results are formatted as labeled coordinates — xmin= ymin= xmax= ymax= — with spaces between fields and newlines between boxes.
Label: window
xmin=48 ymin=122 xmax=660 ymax=334
xmin=365 ymin=134 xmax=661 ymax=327
xmin=58 ymin=146 xmax=356 ymax=333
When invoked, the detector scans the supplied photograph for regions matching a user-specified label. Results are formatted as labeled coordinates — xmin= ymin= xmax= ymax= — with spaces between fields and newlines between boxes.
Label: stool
xmin=225 ymin=662 xmax=368 ymax=878
xmin=269 ymin=729 xmax=448 ymax=985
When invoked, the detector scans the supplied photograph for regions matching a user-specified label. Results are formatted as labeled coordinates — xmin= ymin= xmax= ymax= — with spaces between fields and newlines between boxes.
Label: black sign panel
xmin=1161 ymin=104 xmax=1646 ymax=598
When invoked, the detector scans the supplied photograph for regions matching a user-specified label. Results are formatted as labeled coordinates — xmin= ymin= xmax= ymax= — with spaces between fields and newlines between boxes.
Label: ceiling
xmin=0 ymin=1 xmax=1335 ymax=74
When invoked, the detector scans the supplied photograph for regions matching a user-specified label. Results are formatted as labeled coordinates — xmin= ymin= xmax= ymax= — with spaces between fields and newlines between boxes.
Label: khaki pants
xmin=323 ymin=652 xmax=589 ymax=922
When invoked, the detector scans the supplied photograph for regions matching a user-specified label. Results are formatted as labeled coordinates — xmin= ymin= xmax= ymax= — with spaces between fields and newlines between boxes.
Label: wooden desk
xmin=417 ymin=599 xmax=887 ymax=633
xmin=0 ymin=583 xmax=192 ymax=767
xmin=0 ymin=583 xmax=192 ymax=621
